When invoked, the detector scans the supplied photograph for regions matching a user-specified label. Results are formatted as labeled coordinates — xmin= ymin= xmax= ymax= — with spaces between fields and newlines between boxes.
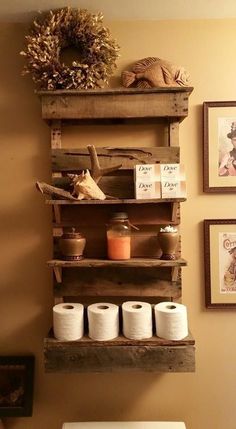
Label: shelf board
xmin=44 ymin=331 xmax=195 ymax=373
xmin=38 ymin=87 xmax=193 ymax=122
xmin=47 ymin=258 xmax=187 ymax=268
xmin=46 ymin=198 xmax=186 ymax=205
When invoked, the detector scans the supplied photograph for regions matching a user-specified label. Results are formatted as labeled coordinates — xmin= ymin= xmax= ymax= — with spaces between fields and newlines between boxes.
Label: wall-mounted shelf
xmin=37 ymin=87 xmax=195 ymax=373
xmin=44 ymin=331 xmax=195 ymax=373
xmin=46 ymin=198 xmax=186 ymax=205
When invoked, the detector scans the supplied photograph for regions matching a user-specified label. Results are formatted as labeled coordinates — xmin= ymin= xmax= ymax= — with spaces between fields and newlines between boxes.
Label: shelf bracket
xmin=171 ymin=202 xmax=179 ymax=222
xmin=54 ymin=296 xmax=64 ymax=305
xmin=51 ymin=120 xmax=62 ymax=149
xmin=168 ymin=120 xmax=179 ymax=147
xmin=171 ymin=266 xmax=179 ymax=282
xmin=53 ymin=204 xmax=61 ymax=224
xmin=53 ymin=267 xmax=62 ymax=283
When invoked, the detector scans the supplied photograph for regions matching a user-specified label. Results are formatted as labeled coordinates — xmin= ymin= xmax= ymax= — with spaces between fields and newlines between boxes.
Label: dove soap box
xmin=160 ymin=163 xmax=185 ymax=180
xmin=134 ymin=164 xmax=160 ymax=181
xmin=160 ymin=164 xmax=186 ymax=198
xmin=161 ymin=180 xmax=187 ymax=198
xmin=135 ymin=180 xmax=161 ymax=199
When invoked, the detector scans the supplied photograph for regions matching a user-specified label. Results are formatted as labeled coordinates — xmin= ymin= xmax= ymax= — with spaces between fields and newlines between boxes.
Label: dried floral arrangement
xmin=20 ymin=7 xmax=120 ymax=90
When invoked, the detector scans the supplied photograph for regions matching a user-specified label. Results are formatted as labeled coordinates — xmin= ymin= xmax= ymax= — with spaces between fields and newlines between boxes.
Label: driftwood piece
xmin=36 ymin=181 xmax=77 ymax=200
xmin=87 ymin=144 xmax=122 ymax=183
xmin=67 ymin=145 xmax=121 ymax=199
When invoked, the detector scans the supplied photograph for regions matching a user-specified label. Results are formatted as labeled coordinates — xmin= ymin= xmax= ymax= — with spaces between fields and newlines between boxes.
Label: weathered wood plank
xmin=38 ymin=88 xmax=193 ymax=121
xmin=51 ymin=120 xmax=62 ymax=149
xmin=47 ymin=198 xmax=185 ymax=205
xmin=47 ymin=258 xmax=187 ymax=268
xmin=53 ymin=266 xmax=181 ymax=298
xmin=168 ymin=121 xmax=179 ymax=147
xmin=44 ymin=332 xmax=195 ymax=372
xmin=52 ymin=147 xmax=180 ymax=172
xmin=51 ymin=203 xmax=178 ymax=226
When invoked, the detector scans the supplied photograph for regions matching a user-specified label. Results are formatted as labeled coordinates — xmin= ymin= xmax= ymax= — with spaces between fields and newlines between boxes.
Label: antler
xmin=87 ymin=145 xmax=122 ymax=183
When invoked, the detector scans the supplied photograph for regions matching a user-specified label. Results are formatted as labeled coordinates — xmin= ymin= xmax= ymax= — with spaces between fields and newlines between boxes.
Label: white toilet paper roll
xmin=53 ymin=303 xmax=84 ymax=341
xmin=88 ymin=303 xmax=119 ymax=341
xmin=122 ymin=301 xmax=153 ymax=340
xmin=155 ymin=302 xmax=188 ymax=340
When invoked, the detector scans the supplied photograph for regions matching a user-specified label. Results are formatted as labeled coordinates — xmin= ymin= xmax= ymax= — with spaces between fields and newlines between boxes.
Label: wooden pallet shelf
xmin=44 ymin=331 xmax=195 ymax=373
xmin=38 ymin=87 xmax=195 ymax=373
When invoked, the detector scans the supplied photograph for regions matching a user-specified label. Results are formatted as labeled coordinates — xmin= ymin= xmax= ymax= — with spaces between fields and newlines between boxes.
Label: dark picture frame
xmin=204 ymin=219 xmax=236 ymax=308
xmin=0 ymin=356 xmax=34 ymax=417
xmin=203 ymin=101 xmax=236 ymax=192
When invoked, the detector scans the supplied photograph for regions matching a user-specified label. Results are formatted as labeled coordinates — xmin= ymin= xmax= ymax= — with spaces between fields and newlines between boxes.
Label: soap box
xmin=161 ymin=180 xmax=187 ymax=198
xmin=160 ymin=163 xmax=185 ymax=180
xmin=135 ymin=180 xmax=161 ymax=199
xmin=134 ymin=164 xmax=160 ymax=180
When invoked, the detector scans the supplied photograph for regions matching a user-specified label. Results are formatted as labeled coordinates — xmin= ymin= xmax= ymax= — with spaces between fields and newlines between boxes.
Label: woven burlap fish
xmin=122 ymin=57 xmax=190 ymax=88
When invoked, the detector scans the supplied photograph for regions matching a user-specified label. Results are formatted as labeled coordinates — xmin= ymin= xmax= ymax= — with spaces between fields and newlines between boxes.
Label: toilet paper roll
xmin=53 ymin=303 xmax=84 ymax=341
xmin=122 ymin=301 xmax=153 ymax=340
xmin=88 ymin=303 xmax=119 ymax=341
xmin=154 ymin=302 xmax=188 ymax=341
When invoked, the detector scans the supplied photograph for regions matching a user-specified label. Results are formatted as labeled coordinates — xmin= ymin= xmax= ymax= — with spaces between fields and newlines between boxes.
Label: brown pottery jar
xmin=59 ymin=228 xmax=86 ymax=260
xmin=158 ymin=229 xmax=179 ymax=260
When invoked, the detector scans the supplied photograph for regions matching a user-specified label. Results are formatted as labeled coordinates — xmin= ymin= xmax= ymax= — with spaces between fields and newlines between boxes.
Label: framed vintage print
xmin=204 ymin=219 xmax=236 ymax=308
xmin=0 ymin=356 xmax=34 ymax=417
xmin=203 ymin=101 xmax=236 ymax=192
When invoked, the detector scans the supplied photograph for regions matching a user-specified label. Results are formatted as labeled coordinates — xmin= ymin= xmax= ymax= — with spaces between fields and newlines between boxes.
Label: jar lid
xmin=61 ymin=228 xmax=84 ymax=239
xmin=111 ymin=212 xmax=129 ymax=220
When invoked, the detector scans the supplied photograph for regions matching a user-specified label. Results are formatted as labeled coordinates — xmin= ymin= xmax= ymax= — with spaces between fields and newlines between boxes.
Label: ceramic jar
xmin=59 ymin=228 xmax=86 ymax=260
xmin=158 ymin=229 xmax=179 ymax=260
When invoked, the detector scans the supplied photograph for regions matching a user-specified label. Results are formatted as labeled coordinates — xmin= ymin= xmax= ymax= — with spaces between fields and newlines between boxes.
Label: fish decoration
xmin=121 ymin=57 xmax=190 ymax=88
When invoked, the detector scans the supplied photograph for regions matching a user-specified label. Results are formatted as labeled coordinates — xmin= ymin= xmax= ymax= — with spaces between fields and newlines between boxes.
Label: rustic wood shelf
xmin=48 ymin=257 xmax=187 ymax=268
xmin=38 ymin=87 xmax=193 ymax=122
xmin=46 ymin=198 xmax=186 ymax=205
xmin=38 ymin=87 xmax=195 ymax=373
xmin=44 ymin=331 xmax=195 ymax=373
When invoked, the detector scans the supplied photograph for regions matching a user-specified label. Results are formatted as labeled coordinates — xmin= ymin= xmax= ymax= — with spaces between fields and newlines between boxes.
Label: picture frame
xmin=203 ymin=101 xmax=236 ymax=192
xmin=204 ymin=219 xmax=236 ymax=308
xmin=0 ymin=356 xmax=34 ymax=417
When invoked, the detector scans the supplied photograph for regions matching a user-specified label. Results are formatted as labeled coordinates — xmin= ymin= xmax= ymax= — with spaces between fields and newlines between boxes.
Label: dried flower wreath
xmin=20 ymin=7 xmax=120 ymax=90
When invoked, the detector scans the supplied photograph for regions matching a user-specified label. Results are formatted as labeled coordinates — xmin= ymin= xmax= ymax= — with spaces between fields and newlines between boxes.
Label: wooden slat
xmin=51 ymin=120 xmax=62 ymax=149
xmin=47 ymin=198 xmax=185 ymax=205
xmin=47 ymin=258 xmax=187 ymax=268
xmin=53 ymin=266 xmax=181 ymax=298
xmin=38 ymin=87 xmax=193 ymax=121
xmin=52 ymin=146 xmax=180 ymax=172
xmin=168 ymin=121 xmax=179 ymax=147
xmin=50 ymin=203 xmax=178 ymax=226
xmin=44 ymin=332 xmax=195 ymax=373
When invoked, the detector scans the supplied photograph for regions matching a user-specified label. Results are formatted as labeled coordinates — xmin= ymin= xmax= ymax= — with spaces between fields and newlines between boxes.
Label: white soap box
xmin=135 ymin=180 xmax=161 ymax=199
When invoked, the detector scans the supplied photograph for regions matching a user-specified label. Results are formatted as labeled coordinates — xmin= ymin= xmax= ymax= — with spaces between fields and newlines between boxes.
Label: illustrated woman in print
xmin=219 ymin=122 xmax=236 ymax=176
xmin=224 ymin=247 xmax=236 ymax=288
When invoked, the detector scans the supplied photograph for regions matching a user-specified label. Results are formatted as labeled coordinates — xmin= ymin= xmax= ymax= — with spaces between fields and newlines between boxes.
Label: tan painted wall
xmin=1 ymin=18 xmax=236 ymax=429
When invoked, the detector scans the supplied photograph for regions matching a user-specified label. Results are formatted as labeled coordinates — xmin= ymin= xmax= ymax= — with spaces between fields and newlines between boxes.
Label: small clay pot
xmin=158 ymin=231 xmax=179 ymax=260
xmin=59 ymin=228 xmax=86 ymax=261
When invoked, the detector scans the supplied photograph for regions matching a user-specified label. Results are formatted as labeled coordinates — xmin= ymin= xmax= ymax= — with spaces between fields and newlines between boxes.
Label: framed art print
xmin=0 ymin=356 xmax=34 ymax=417
xmin=204 ymin=219 xmax=236 ymax=308
xmin=203 ymin=101 xmax=236 ymax=192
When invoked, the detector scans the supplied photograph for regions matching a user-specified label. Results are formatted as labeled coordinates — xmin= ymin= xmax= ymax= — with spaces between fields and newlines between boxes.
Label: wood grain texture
xmin=47 ymin=258 xmax=187 ymax=268
xmin=52 ymin=146 xmax=180 ymax=172
xmin=44 ymin=332 xmax=195 ymax=373
xmin=38 ymin=87 xmax=193 ymax=121
xmin=53 ymin=266 xmax=182 ymax=298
